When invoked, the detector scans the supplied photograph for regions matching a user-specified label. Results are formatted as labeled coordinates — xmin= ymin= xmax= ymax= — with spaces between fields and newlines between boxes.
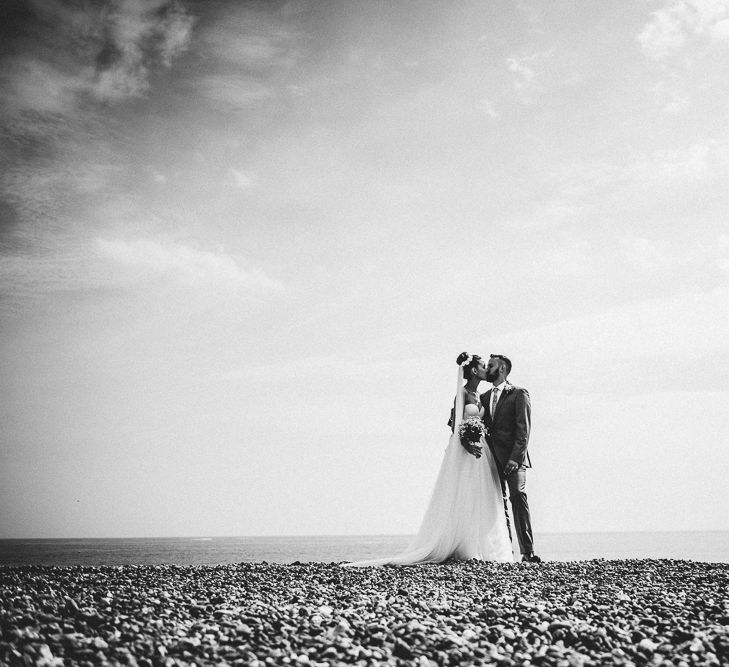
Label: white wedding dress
xmin=344 ymin=386 xmax=513 ymax=566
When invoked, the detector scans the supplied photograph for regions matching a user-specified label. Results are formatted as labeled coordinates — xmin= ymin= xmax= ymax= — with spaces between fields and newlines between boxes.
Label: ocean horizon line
xmin=2 ymin=528 xmax=727 ymax=541
xmin=2 ymin=531 xmax=728 ymax=566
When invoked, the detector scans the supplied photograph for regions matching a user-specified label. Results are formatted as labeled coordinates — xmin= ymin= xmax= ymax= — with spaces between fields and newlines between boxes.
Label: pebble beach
xmin=1 ymin=559 xmax=728 ymax=666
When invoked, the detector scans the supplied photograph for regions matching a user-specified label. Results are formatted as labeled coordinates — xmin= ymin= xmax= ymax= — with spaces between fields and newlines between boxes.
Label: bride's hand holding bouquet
xmin=458 ymin=417 xmax=484 ymax=458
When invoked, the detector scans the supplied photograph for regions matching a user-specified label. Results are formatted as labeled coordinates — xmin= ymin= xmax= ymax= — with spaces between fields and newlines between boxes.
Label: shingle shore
xmin=1 ymin=559 xmax=727 ymax=666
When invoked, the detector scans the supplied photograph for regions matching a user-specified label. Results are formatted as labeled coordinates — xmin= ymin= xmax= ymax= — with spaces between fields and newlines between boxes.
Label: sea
xmin=1 ymin=531 xmax=728 ymax=567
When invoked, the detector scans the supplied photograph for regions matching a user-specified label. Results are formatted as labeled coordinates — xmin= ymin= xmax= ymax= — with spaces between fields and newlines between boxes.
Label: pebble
xmin=638 ymin=638 xmax=658 ymax=651
xmin=0 ymin=559 xmax=727 ymax=666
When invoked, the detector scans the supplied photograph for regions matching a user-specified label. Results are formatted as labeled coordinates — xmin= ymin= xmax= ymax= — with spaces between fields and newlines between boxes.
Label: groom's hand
xmin=503 ymin=460 xmax=519 ymax=475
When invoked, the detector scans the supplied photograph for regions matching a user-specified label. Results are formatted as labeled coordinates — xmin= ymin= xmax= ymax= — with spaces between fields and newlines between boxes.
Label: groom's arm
xmin=509 ymin=388 xmax=531 ymax=465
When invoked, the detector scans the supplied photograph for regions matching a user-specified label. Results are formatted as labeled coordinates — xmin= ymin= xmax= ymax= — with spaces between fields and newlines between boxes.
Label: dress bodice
xmin=463 ymin=403 xmax=485 ymax=419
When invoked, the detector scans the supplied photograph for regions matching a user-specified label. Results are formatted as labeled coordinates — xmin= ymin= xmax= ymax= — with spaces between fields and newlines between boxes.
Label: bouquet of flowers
xmin=459 ymin=416 xmax=485 ymax=449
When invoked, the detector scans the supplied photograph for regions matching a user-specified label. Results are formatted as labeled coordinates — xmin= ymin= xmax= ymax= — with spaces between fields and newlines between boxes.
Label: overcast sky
xmin=1 ymin=0 xmax=728 ymax=539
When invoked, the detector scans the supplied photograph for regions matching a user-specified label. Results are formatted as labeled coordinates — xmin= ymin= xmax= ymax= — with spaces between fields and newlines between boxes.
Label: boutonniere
xmin=502 ymin=384 xmax=514 ymax=393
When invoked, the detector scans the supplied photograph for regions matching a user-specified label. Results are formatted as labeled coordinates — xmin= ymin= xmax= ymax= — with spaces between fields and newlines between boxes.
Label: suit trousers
xmin=500 ymin=466 xmax=534 ymax=555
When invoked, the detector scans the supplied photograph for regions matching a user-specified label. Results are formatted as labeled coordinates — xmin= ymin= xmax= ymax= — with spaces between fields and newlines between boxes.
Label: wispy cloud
xmin=620 ymin=236 xmax=674 ymax=271
xmin=637 ymin=2 xmax=688 ymax=59
xmin=199 ymin=13 xmax=301 ymax=70
xmin=0 ymin=0 xmax=196 ymax=255
xmin=0 ymin=249 xmax=94 ymax=300
xmin=651 ymin=76 xmax=691 ymax=114
xmin=638 ymin=0 xmax=729 ymax=60
xmin=507 ymin=280 xmax=729 ymax=385
xmin=623 ymin=142 xmax=714 ymax=184
xmin=712 ymin=17 xmax=729 ymax=42
xmin=620 ymin=233 xmax=729 ymax=279
xmin=1 ymin=0 xmax=194 ymax=114
xmin=476 ymin=98 xmax=499 ymax=119
xmin=515 ymin=0 xmax=544 ymax=30
xmin=230 ymin=169 xmax=256 ymax=190
xmin=506 ymin=50 xmax=551 ymax=103
xmin=0 ymin=236 xmax=280 ymax=317
xmin=192 ymin=4 xmax=303 ymax=111
xmin=96 ymin=237 xmax=281 ymax=291
xmin=522 ymin=234 xmax=594 ymax=277
xmin=0 ymin=58 xmax=83 ymax=118
xmin=197 ymin=74 xmax=275 ymax=110
xmin=505 ymin=198 xmax=583 ymax=230
xmin=542 ymin=141 xmax=729 ymax=212
xmin=637 ymin=1 xmax=729 ymax=116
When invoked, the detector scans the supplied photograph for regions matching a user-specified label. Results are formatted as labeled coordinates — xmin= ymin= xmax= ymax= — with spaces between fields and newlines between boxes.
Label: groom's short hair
xmin=490 ymin=354 xmax=512 ymax=375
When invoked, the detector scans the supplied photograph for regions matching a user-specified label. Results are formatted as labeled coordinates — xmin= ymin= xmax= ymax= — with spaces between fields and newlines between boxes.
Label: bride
xmin=343 ymin=352 xmax=513 ymax=566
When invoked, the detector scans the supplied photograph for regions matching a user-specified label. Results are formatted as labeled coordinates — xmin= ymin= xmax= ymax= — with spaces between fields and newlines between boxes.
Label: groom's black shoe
xmin=522 ymin=553 xmax=542 ymax=563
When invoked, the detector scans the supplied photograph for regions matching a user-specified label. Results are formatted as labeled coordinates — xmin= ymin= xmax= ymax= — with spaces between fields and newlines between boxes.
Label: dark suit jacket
xmin=481 ymin=384 xmax=532 ymax=470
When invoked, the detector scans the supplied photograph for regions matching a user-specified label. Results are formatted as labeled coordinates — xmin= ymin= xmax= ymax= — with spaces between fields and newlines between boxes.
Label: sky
xmin=1 ymin=0 xmax=728 ymax=539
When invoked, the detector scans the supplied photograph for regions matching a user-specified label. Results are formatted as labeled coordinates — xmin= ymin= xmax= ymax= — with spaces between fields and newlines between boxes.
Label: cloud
xmin=476 ymin=98 xmax=499 ymax=119
xmin=506 ymin=142 xmax=726 ymax=231
xmin=712 ymin=16 xmax=729 ymax=41
xmin=506 ymin=50 xmax=551 ymax=103
xmin=91 ymin=0 xmax=194 ymax=102
xmin=521 ymin=234 xmax=594 ymax=277
xmin=623 ymin=142 xmax=713 ymax=184
xmin=230 ymin=169 xmax=255 ymax=189
xmin=515 ymin=0 xmax=544 ymax=29
xmin=651 ymin=77 xmax=691 ymax=114
xmin=637 ymin=2 xmax=688 ymax=59
xmin=191 ymin=4 xmax=303 ymax=111
xmin=0 ymin=244 xmax=98 ymax=305
xmin=507 ymin=56 xmax=535 ymax=93
xmin=0 ymin=157 xmax=125 ymax=243
xmin=502 ymin=196 xmax=583 ymax=231
xmin=0 ymin=0 xmax=195 ymax=217
xmin=504 ymin=281 xmax=729 ymax=392
xmin=544 ymin=141 xmax=729 ymax=214
xmin=620 ymin=237 xmax=673 ymax=271
xmin=201 ymin=23 xmax=298 ymax=70
xmin=0 ymin=0 xmax=194 ymax=118
xmin=638 ymin=0 xmax=729 ymax=59
xmin=96 ymin=237 xmax=280 ymax=291
xmin=0 ymin=236 xmax=281 ymax=311
xmin=196 ymin=74 xmax=275 ymax=110
xmin=0 ymin=1 xmax=196 ymax=279
xmin=0 ymin=57 xmax=83 ymax=118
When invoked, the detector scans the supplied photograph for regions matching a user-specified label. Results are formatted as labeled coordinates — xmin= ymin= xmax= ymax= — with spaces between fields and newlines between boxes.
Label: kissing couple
xmin=345 ymin=352 xmax=540 ymax=566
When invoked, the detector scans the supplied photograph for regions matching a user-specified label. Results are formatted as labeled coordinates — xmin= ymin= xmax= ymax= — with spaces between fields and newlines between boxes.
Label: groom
xmin=482 ymin=354 xmax=541 ymax=563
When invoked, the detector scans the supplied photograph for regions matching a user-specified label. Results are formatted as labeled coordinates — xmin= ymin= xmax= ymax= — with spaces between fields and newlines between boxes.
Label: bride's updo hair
xmin=456 ymin=351 xmax=482 ymax=378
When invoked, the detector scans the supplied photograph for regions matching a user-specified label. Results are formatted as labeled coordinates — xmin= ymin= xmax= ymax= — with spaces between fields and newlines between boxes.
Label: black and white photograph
xmin=1 ymin=1 xmax=728 ymax=665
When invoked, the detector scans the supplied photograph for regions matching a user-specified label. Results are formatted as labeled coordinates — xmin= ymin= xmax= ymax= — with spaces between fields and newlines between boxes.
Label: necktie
xmin=491 ymin=387 xmax=499 ymax=417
